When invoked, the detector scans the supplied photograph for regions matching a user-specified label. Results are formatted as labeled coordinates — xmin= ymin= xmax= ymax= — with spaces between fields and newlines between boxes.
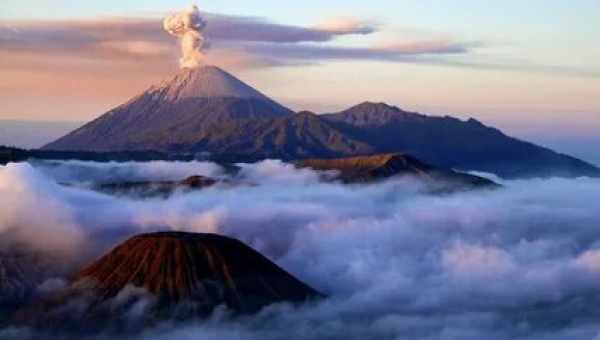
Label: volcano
xmin=44 ymin=66 xmax=600 ymax=179
xmin=44 ymin=66 xmax=293 ymax=152
xmin=18 ymin=232 xmax=320 ymax=330
xmin=76 ymin=232 xmax=320 ymax=310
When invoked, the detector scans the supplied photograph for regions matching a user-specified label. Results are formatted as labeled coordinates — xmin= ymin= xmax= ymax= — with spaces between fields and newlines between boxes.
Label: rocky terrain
xmin=297 ymin=153 xmax=498 ymax=190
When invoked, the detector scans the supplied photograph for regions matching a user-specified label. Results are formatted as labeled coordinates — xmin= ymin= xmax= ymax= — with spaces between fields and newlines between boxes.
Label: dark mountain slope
xmin=189 ymin=111 xmax=373 ymax=161
xmin=323 ymin=102 xmax=600 ymax=178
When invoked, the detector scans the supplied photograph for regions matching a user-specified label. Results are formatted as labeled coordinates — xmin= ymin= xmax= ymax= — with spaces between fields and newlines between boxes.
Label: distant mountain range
xmin=43 ymin=66 xmax=600 ymax=179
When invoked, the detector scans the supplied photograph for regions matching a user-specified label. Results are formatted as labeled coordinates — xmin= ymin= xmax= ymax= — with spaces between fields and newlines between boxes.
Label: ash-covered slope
xmin=19 ymin=232 xmax=320 ymax=330
xmin=44 ymin=66 xmax=293 ymax=152
xmin=323 ymin=102 xmax=600 ymax=179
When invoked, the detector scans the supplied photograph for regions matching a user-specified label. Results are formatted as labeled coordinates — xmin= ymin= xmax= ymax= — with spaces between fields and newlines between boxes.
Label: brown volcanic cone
xmin=297 ymin=153 xmax=498 ymax=190
xmin=74 ymin=232 xmax=320 ymax=313
xmin=14 ymin=232 xmax=320 ymax=331
xmin=298 ymin=153 xmax=433 ymax=182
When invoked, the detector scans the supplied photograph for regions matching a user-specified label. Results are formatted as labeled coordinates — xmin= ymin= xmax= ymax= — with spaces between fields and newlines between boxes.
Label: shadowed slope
xmin=324 ymin=102 xmax=600 ymax=179
xmin=190 ymin=111 xmax=373 ymax=161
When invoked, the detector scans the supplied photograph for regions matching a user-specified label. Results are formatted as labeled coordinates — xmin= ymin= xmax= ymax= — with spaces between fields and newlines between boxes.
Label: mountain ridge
xmin=322 ymin=102 xmax=600 ymax=178
xmin=43 ymin=66 xmax=600 ymax=179
xmin=296 ymin=153 xmax=498 ymax=188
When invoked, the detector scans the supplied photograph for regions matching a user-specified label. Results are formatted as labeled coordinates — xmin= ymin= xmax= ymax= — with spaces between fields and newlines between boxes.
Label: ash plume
xmin=163 ymin=5 xmax=208 ymax=69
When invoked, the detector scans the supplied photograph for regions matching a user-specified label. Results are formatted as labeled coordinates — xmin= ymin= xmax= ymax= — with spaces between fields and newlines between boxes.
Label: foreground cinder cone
xmin=75 ymin=232 xmax=320 ymax=311
xmin=16 ymin=232 xmax=322 ymax=332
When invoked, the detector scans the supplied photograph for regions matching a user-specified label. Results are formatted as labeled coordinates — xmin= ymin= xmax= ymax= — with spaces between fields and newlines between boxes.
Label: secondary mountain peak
xmin=327 ymin=101 xmax=424 ymax=127
xmin=352 ymin=101 xmax=400 ymax=111
xmin=296 ymin=153 xmax=498 ymax=189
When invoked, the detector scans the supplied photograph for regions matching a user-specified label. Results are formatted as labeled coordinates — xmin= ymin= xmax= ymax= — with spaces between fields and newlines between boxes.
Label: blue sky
xmin=1 ymin=1 xmax=599 ymax=163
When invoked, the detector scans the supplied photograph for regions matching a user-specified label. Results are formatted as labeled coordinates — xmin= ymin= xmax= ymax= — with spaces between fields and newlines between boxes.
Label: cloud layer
xmin=1 ymin=159 xmax=600 ymax=339
xmin=0 ymin=13 xmax=468 ymax=70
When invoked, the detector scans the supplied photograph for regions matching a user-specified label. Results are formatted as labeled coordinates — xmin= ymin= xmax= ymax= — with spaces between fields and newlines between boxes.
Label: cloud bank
xmin=0 ymin=13 xmax=467 ymax=70
xmin=1 ymin=159 xmax=600 ymax=339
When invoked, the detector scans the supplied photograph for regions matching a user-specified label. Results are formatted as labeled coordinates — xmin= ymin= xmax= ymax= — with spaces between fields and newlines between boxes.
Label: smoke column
xmin=163 ymin=5 xmax=208 ymax=69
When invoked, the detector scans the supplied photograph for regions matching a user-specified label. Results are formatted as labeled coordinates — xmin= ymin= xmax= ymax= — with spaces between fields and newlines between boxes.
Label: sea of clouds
xmin=1 ymin=159 xmax=600 ymax=339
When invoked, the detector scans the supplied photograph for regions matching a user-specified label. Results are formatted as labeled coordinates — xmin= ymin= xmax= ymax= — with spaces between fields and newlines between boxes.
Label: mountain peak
xmin=17 ymin=232 xmax=322 ymax=329
xmin=325 ymin=101 xmax=421 ymax=127
xmin=71 ymin=232 xmax=320 ymax=313
xmin=158 ymin=65 xmax=273 ymax=102
xmin=349 ymin=101 xmax=404 ymax=112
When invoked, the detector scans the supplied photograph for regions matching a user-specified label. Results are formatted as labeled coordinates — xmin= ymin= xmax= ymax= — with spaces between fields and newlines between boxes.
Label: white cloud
xmin=442 ymin=242 xmax=516 ymax=277
xmin=2 ymin=159 xmax=600 ymax=339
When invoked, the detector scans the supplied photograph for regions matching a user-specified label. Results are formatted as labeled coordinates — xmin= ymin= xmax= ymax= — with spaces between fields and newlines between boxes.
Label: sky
xmin=0 ymin=0 xmax=599 ymax=163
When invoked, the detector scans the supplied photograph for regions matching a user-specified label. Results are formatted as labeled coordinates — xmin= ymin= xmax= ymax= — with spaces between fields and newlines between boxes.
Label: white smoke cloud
xmin=0 ymin=163 xmax=84 ymax=254
xmin=2 ymin=160 xmax=600 ymax=339
xmin=163 ymin=5 xmax=208 ymax=69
